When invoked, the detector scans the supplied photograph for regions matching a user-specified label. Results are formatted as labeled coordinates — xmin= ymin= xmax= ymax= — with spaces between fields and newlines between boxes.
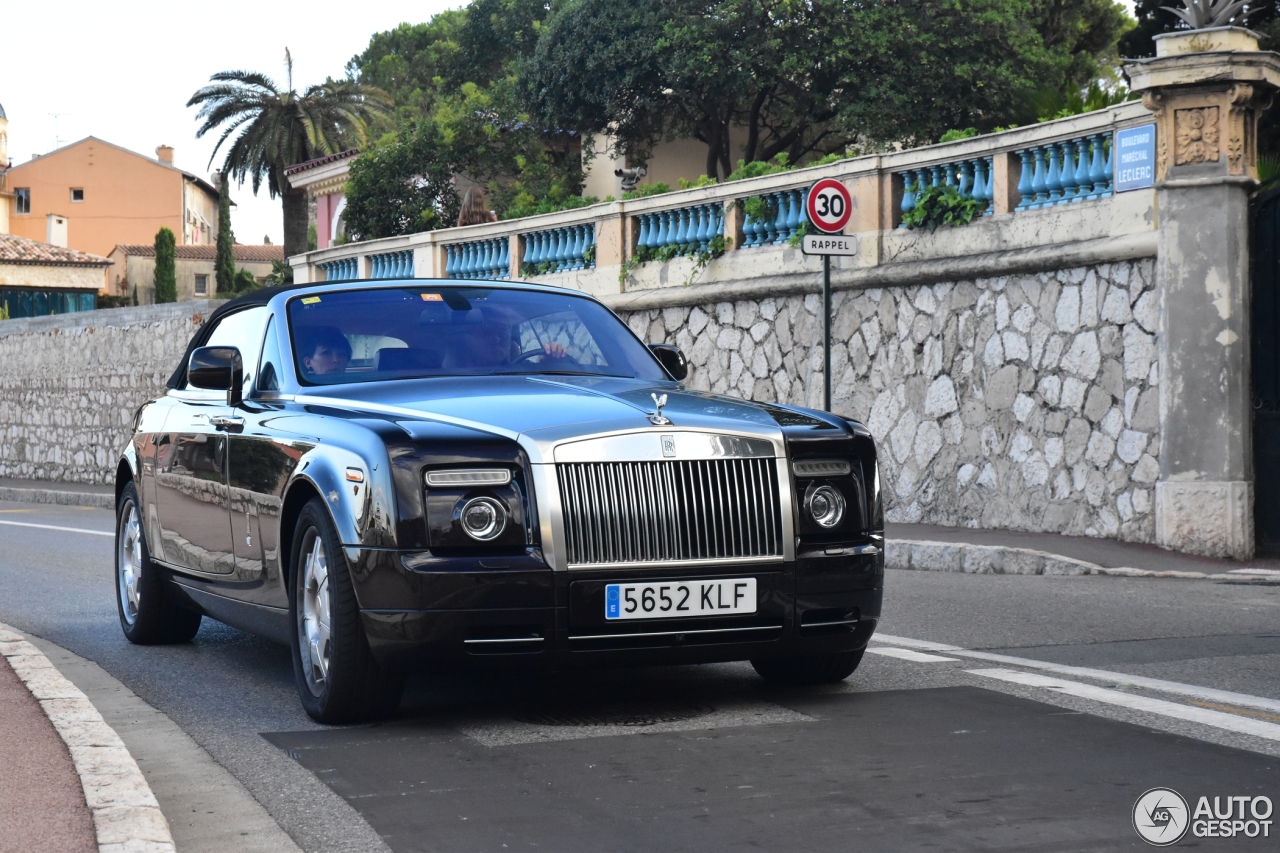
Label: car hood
xmin=295 ymin=374 xmax=842 ymax=445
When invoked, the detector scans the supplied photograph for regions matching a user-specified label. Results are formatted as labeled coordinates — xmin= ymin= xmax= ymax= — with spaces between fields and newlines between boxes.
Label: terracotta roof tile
xmin=0 ymin=233 xmax=111 ymax=267
xmin=112 ymin=244 xmax=285 ymax=262
xmin=285 ymin=149 xmax=360 ymax=175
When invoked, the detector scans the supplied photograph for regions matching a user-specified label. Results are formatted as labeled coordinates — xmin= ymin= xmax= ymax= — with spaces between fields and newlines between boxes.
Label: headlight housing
xmin=458 ymin=496 xmax=507 ymax=541
xmin=805 ymin=484 xmax=846 ymax=528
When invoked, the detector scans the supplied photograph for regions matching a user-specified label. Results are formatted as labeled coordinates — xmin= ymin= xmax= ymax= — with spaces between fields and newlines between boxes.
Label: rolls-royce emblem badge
xmin=661 ymin=435 xmax=677 ymax=457
xmin=648 ymin=393 xmax=672 ymax=426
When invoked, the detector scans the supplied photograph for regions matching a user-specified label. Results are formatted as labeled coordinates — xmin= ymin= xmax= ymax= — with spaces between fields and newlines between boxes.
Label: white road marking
xmin=874 ymin=632 xmax=1280 ymax=715
xmin=0 ymin=520 xmax=113 ymax=538
xmin=970 ymin=668 xmax=1280 ymax=742
xmin=866 ymin=647 xmax=958 ymax=663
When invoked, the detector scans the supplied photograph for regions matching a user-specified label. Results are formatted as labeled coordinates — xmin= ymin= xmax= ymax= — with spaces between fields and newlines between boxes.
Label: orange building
xmin=4 ymin=138 xmax=219 ymax=279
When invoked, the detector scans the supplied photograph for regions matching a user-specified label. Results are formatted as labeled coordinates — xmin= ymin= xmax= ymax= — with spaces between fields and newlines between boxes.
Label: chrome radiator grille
xmin=557 ymin=458 xmax=783 ymax=567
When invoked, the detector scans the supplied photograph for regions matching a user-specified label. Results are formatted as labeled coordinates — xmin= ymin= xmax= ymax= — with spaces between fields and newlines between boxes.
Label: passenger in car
xmin=299 ymin=327 xmax=353 ymax=376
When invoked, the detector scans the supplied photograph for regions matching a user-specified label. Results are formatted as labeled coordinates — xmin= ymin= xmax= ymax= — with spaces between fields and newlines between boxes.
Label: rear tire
xmin=750 ymin=649 xmax=865 ymax=685
xmin=290 ymin=498 xmax=403 ymax=724
xmin=115 ymin=481 xmax=202 ymax=644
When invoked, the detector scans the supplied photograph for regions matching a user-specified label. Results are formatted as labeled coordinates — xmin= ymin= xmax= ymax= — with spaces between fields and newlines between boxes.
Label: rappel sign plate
xmin=801 ymin=234 xmax=858 ymax=256
xmin=806 ymin=179 xmax=853 ymax=234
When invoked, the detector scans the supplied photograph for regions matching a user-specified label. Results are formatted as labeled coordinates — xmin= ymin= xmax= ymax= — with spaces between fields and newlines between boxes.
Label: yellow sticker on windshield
xmin=421 ymin=293 xmax=443 ymax=302
xmin=301 ymin=296 xmax=321 ymax=304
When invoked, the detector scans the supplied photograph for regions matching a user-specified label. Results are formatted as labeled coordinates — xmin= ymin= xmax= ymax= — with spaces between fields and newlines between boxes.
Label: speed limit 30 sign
xmin=806 ymin=178 xmax=852 ymax=234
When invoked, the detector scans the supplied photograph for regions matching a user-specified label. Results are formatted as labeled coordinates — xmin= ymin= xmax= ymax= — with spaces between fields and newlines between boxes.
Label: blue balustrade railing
xmin=369 ymin=249 xmax=414 ymax=279
xmin=1015 ymin=134 xmax=1112 ymax=211
xmin=445 ymin=237 xmax=510 ymax=280
xmin=635 ymin=202 xmax=726 ymax=254
xmin=898 ymin=157 xmax=995 ymax=227
xmin=521 ymin=224 xmax=595 ymax=275
xmin=320 ymin=257 xmax=359 ymax=282
xmin=740 ymin=190 xmax=807 ymax=247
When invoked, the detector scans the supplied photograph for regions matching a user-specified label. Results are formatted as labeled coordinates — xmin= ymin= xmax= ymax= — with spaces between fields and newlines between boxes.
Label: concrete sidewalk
xmin=0 ymin=478 xmax=113 ymax=510
xmin=887 ymin=522 xmax=1280 ymax=580
xmin=0 ymin=653 xmax=96 ymax=853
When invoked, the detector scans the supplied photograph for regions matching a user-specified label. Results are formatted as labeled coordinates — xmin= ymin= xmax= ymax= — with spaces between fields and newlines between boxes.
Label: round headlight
xmin=459 ymin=497 xmax=506 ymax=541
xmin=806 ymin=484 xmax=846 ymax=529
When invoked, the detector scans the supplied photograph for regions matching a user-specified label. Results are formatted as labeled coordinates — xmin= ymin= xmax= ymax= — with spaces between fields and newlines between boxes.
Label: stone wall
xmin=0 ymin=262 xmax=107 ymax=291
xmin=0 ymin=302 xmax=220 ymax=484
xmin=622 ymin=258 xmax=1161 ymax=542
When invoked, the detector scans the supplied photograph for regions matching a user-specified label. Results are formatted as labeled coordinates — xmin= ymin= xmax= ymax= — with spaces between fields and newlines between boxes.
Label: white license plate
xmin=605 ymin=578 xmax=757 ymax=621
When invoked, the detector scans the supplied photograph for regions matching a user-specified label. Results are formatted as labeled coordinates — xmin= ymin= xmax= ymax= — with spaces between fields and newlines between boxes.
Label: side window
xmin=255 ymin=316 xmax=284 ymax=393
xmin=187 ymin=306 xmax=269 ymax=395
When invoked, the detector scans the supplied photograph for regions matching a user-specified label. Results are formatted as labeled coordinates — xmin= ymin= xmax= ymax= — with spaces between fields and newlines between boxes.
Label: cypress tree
xmin=215 ymin=174 xmax=235 ymax=295
xmin=154 ymin=227 xmax=177 ymax=304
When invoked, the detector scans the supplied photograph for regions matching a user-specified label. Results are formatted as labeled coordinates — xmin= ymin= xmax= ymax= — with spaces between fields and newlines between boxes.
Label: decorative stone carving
xmin=1175 ymin=107 xmax=1220 ymax=165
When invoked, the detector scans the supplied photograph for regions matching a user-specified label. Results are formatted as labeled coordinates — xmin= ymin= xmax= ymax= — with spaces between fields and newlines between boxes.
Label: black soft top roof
xmin=166 ymin=283 xmax=308 ymax=389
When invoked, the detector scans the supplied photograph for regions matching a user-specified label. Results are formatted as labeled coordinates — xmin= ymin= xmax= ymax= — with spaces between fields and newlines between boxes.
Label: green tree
xmin=154 ymin=228 xmax=177 ymax=304
xmin=187 ymin=50 xmax=392 ymax=258
xmin=521 ymin=0 xmax=1097 ymax=176
xmin=215 ymin=174 xmax=235 ymax=295
xmin=343 ymin=123 xmax=461 ymax=240
xmin=346 ymin=15 xmax=467 ymax=121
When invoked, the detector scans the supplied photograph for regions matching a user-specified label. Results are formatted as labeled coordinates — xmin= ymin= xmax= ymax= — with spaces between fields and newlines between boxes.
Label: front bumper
xmin=352 ymin=546 xmax=884 ymax=672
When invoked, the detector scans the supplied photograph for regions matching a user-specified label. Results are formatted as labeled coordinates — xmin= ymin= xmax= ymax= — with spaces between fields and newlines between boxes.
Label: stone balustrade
xmin=319 ymin=257 xmax=359 ymax=282
xmin=445 ymin=238 xmax=510 ymax=280
xmin=521 ymin=224 xmax=595 ymax=275
xmin=741 ymin=189 xmax=807 ymax=246
xmin=1015 ymin=134 xmax=1113 ymax=210
xmin=898 ymin=156 xmax=995 ymax=225
xmin=636 ymin=203 xmax=726 ymax=254
xmin=369 ymin=249 xmax=414 ymax=280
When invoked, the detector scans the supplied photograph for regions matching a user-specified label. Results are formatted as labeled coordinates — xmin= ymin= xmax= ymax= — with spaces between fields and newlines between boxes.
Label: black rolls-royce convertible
xmin=114 ymin=279 xmax=884 ymax=722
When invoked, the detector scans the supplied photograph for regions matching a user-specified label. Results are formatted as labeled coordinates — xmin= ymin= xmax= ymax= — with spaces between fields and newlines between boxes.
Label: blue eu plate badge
xmin=606 ymin=585 xmax=621 ymax=619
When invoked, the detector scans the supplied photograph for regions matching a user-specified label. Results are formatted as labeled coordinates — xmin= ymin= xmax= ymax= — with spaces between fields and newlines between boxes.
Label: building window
xmin=15 ymin=188 xmax=30 ymax=214
xmin=71 ymin=188 xmax=85 ymax=202
xmin=194 ymin=274 xmax=209 ymax=296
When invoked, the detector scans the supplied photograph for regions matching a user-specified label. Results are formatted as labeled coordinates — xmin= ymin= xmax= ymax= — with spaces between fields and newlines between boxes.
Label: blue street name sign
xmin=1115 ymin=123 xmax=1157 ymax=192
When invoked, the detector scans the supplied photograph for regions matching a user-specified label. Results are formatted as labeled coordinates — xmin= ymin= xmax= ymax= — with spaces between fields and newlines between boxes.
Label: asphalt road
xmin=1 ymin=498 xmax=1278 ymax=852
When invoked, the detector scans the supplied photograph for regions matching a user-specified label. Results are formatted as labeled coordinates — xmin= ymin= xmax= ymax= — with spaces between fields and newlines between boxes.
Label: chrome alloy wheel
xmin=117 ymin=500 xmax=143 ymax=625
xmin=300 ymin=529 xmax=332 ymax=688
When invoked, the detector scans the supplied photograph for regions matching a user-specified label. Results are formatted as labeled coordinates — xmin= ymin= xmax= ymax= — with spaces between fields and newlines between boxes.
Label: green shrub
xmin=901 ymin=185 xmax=987 ymax=231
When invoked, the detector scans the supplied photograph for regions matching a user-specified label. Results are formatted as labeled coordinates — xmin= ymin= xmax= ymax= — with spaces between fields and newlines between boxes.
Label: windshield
xmin=287 ymin=286 xmax=668 ymax=385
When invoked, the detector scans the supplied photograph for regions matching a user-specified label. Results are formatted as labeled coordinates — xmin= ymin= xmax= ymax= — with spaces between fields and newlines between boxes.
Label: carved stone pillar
xmin=1126 ymin=39 xmax=1280 ymax=559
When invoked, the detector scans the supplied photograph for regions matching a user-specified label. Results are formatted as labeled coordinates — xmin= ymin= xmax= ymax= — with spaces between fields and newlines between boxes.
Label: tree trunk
xmin=282 ymin=187 xmax=310 ymax=259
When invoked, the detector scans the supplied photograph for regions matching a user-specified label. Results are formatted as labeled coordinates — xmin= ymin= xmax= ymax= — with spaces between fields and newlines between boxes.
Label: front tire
xmin=115 ymin=481 xmax=202 ymax=644
xmin=750 ymin=649 xmax=865 ymax=685
xmin=290 ymin=498 xmax=403 ymax=723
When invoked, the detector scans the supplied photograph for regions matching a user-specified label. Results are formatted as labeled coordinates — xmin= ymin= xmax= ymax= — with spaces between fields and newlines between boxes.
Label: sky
xmin=1 ymin=0 xmax=456 ymax=246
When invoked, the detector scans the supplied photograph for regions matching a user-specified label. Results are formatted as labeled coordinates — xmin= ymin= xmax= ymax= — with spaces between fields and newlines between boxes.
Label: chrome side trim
xmin=823 ymin=544 xmax=881 ymax=556
xmin=463 ymin=636 xmax=544 ymax=645
xmin=802 ymin=618 xmax=860 ymax=627
xmin=569 ymin=624 xmax=783 ymax=641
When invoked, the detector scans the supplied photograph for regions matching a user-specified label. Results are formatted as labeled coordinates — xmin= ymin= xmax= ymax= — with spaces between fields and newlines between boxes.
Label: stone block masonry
xmin=0 ymin=302 xmax=221 ymax=485
xmin=622 ymin=258 xmax=1160 ymax=544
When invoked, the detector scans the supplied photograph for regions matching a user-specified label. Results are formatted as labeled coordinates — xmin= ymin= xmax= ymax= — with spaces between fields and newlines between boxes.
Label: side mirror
xmin=648 ymin=343 xmax=688 ymax=381
xmin=189 ymin=346 xmax=244 ymax=406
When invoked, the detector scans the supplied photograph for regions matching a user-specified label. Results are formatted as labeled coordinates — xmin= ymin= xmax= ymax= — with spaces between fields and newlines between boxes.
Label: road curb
xmin=886 ymin=539 xmax=1218 ymax=580
xmin=0 ymin=486 xmax=114 ymax=510
xmin=0 ymin=622 xmax=175 ymax=853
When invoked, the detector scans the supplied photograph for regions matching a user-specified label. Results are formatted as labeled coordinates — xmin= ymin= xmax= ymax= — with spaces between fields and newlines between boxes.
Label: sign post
xmin=803 ymin=179 xmax=855 ymax=412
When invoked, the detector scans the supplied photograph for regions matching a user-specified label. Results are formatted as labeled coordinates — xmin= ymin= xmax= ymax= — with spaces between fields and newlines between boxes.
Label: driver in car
xmin=449 ymin=310 xmax=570 ymax=368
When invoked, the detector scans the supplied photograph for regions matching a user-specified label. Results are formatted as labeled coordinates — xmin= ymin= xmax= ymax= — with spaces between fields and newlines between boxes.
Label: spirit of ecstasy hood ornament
xmin=648 ymin=393 xmax=672 ymax=426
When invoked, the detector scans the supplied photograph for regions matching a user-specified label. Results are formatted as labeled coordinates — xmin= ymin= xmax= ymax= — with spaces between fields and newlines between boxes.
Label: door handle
xmin=210 ymin=416 xmax=245 ymax=433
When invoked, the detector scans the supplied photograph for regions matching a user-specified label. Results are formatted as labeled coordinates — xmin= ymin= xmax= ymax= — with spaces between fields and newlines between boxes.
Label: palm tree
xmin=188 ymin=50 xmax=391 ymax=257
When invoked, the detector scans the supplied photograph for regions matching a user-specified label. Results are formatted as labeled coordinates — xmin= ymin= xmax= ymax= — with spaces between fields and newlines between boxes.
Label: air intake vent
xmin=557 ymin=458 xmax=783 ymax=568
